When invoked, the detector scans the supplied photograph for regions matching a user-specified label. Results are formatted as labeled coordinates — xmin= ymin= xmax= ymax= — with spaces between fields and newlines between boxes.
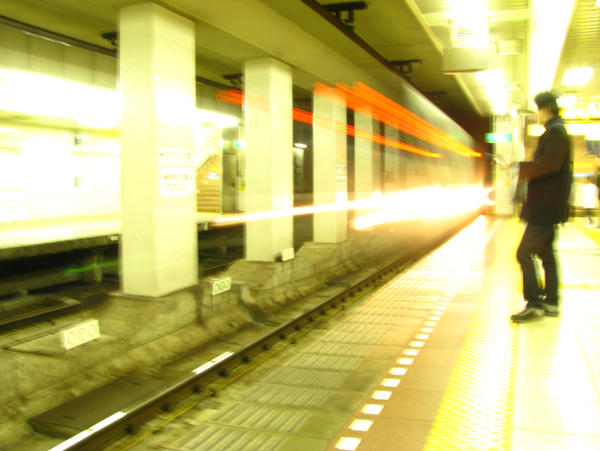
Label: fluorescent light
xmin=449 ymin=0 xmax=489 ymax=48
xmin=0 ymin=68 xmax=120 ymax=129
xmin=529 ymin=0 xmax=576 ymax=100
xmin=476 ymin=69 xmax=508 ymax=115
xmin=557 ymin=95 xmax=577 ymax=108
xmin=562 ymin=67 xmax=594 ymax=86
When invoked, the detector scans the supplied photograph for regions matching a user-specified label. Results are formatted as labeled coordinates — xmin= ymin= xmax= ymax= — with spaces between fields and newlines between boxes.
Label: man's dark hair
xmin=534 ymin=91 xmax=560 ymax=116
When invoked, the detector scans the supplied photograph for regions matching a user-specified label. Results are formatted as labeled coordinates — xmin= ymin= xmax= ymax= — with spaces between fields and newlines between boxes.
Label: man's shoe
xmin=544 ymin=304 xmax=560 ymax=317
xmin=511 ymin=307 xmax=544 ymax=323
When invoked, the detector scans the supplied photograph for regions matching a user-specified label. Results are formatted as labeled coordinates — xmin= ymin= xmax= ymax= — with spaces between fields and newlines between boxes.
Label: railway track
xmin=0 ymin=253 xmax=238 ymax=332
xmin=47 ymin=218 xmax=475 ymax=451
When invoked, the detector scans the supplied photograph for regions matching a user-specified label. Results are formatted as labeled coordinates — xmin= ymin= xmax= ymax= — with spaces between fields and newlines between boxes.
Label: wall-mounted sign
xmin=485 ymin=133 xmax=513 ymax=143
xmin=158 ymin=146 xmax=194 ymax=166
xmin=160 ymin=167 xmax=194 ymax=197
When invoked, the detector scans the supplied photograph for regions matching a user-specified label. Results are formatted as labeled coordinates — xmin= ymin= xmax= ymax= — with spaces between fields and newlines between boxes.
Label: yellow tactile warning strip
xmin=330 ymin=216 xmax=509 ymax=451
xmin=579 ymin=223 xmax=600 ymax=246
xmin=423 ymin=219 xmax=519 ymax=450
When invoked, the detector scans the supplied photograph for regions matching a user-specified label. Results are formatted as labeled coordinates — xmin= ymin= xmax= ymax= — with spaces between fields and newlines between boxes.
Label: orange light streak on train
xmin=216 ymin=82 xmax=480 ymax=159
xmin=215 ymin=88 xmax=442 ymax=158
xmin=315 ymin=82 xmax=480 ymax=158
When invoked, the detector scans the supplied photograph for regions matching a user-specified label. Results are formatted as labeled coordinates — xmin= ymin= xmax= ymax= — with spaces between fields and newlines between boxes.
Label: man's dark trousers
xmin=516 ymin=223 xmax=559 ymax=309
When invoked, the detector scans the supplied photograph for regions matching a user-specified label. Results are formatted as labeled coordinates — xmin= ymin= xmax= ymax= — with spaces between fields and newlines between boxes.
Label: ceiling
xmin=556 ymin=0 xmax=600 ymax=121
xmin=0 ymin=0 xmax=598 ymax=124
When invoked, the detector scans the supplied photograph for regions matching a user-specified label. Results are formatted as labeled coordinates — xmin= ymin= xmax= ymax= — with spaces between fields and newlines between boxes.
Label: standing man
xmin=511 ymin=91 xmax=573 ymax=322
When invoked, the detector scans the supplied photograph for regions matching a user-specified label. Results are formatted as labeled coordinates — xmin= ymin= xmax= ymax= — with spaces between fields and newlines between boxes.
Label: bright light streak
xmin=0 ymin=126 xmax=20 ymax=134
xmin=0 ymin=68 xmax=238 ymax=131
xmin=0 ymin=68 xmax=120 ymax=129
xmin=212 ymin=185 xmax=488 ymax=227
xmin=353 ymin=185 xmax=490 ymax=229
xmin=329 ymin=83 xmax=480 ymax=157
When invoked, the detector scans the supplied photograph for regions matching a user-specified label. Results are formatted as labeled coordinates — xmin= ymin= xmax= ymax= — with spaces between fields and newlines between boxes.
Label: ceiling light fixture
xmin=476 ymin=69 xmax=508 ymax=115
xmin=557 ymin=95 xmax=577 ymax=108
xmin=562 ymin=67 xmax=594 ymax=86
xmin=528 ymin=0 xmax=576 ymax=101
xmin=449 ymin=0 xmax=489 ymax=48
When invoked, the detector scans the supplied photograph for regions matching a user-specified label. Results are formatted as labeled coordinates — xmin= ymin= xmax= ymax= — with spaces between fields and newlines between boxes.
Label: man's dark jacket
xmin=518 ymin=116 xmax=572 ymax=225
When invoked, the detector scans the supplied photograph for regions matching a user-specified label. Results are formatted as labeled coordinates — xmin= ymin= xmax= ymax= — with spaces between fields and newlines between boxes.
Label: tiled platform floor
xmin=329 ymin=217 xmax=600 ymax=451
xmin=511 ymin=221 xmax=600 ymax=450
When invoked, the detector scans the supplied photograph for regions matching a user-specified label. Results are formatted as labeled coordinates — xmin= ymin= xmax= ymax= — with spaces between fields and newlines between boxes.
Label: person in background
xmin=511 ymin=91 xmax=573 ymax=323
xmin=581 ymin=176 xmax=599 ymax=227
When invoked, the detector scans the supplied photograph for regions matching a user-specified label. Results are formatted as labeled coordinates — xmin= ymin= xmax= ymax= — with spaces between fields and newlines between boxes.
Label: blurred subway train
xmin=0 ymin=69 xmax=487 ymax=301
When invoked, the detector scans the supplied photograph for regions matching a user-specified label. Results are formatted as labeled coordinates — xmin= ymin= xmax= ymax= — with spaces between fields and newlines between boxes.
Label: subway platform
xmin=6 ymin=215 xmax=600 ymax=451
xmin=122 ymin=216 xmax=599 ymax=451
xmin=325 ymin=217 xmax=600 ymax=451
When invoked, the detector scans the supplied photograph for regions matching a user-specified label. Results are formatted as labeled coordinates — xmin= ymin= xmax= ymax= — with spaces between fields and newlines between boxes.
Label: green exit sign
xmin=485 ymin=133 xmax=513 ymax=143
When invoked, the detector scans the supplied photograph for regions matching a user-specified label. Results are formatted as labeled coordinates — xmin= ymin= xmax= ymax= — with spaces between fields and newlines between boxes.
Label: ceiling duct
xmin=442 ymin=0 xmax=497 ymax=74
xmin=443 ymin=46 xmax=497 ymax=74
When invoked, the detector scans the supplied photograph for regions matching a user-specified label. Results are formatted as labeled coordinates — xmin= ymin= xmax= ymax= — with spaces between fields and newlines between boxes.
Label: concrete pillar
xmin=313 ymin=91 xmax=347 ymax=242
xmin=119 ymin=3 xmax=198 ymax=296
xmin=493 ymin=114 xmax=522 ymax=216
xmin=373 ymin=122 xmax=384 ymax=191
xmin=354 ymin=110 xmax=374 ymax=218
xmin=384 ymin=124 xmax=401 ymax=192
xmin=244 ymin=57 xmax=293 ymax=261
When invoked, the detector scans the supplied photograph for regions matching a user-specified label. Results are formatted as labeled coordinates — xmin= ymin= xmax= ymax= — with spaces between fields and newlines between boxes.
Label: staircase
xmin=196 ymin=154 xmax=222 ymax=213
